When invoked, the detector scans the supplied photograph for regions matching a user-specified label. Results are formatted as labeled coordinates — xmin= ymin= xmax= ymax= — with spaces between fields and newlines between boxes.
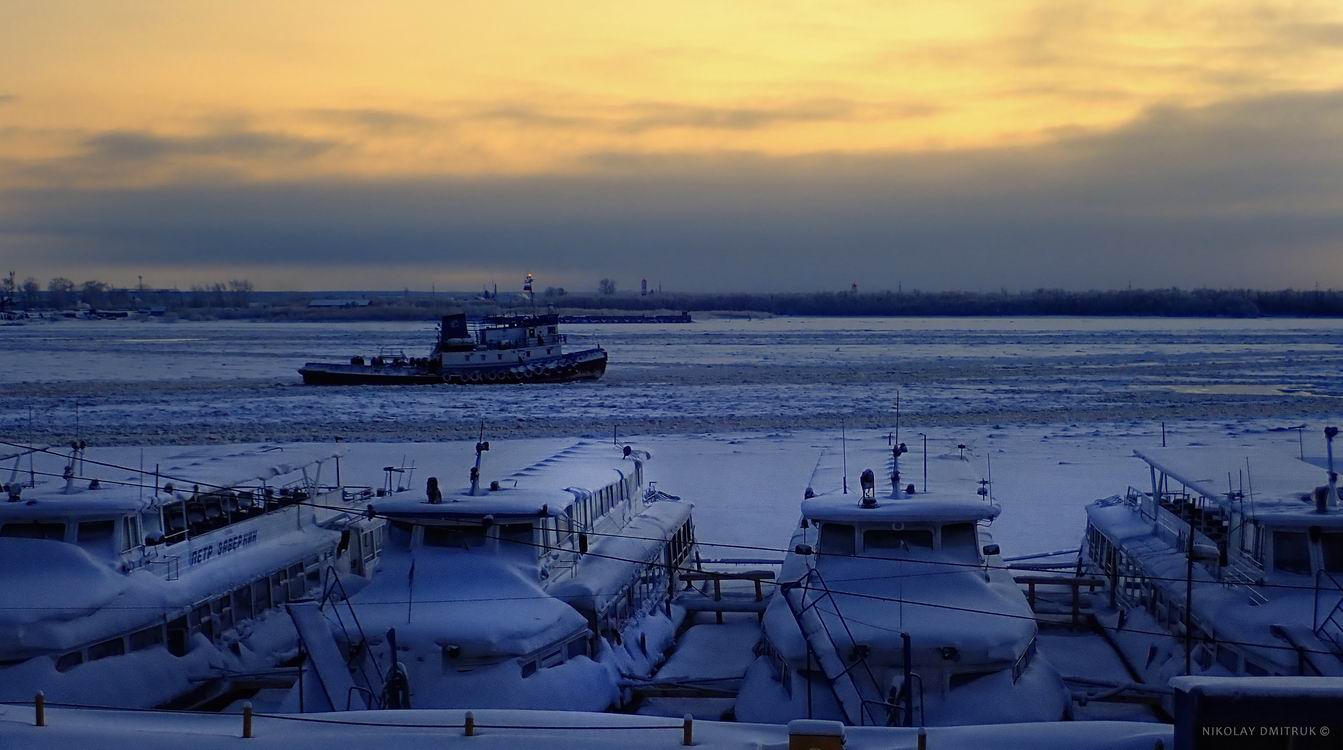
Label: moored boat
xmin=1079 ymin=426 xmax=1343 ymax=699
xmin=0 ymin=443 xmax=385 ymax=709
xmin=289 ymin=439 xmax=696 ymax=712
xmin=736 ymin=436 xmax=1068 ymax=726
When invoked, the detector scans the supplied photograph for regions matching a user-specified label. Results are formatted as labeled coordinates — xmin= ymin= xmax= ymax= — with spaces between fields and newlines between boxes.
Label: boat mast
xmin=469 ymin=422 xmax=490 ymax=496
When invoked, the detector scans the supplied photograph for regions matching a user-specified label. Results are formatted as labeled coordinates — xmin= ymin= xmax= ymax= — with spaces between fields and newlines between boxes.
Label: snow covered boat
xmin=298 ymin=313 xmax=608 ymax=385
xmin=736 ymin=438 xmax=1068 ymax=726
xmin=1080 ymin=427 xmax=1343 ymax=693
xmin=297 ymin=440 xmax=696 ymax=712
xmin=0 ymin=443 xmax=385 ymax=709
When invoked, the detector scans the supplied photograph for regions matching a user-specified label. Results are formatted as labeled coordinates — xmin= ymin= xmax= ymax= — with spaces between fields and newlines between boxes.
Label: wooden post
xmin=1027 ymin=580 xmax=1036 ymax=609
xmin=465 ymin=711 xmax=475 ymax=737
xmin=34 ymin=691 xmax=45 ymax=727
xmin=755 ymin=578 xmax=765 ymax=623
xmin=918 ymin=727 xmax=928 ymax=750
xmin=1071 ymin=582 xmax=1081 ymax=631
xmin=242 ymin=702 xmax=253 ymax=739
xmin=713 ymin=577 xmax=723 ymax=624
xmin=682 ymin=714 xmax=693 ymax=746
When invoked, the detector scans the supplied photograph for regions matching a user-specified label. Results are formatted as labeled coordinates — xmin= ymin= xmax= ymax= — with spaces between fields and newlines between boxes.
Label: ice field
xmin=2 ymin=315 xmax=1341 ymax=445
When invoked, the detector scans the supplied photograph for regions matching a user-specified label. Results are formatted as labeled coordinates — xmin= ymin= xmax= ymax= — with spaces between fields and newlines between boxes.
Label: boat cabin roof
xmin=801 ymin=436 xmax=998 ymax=525
xmin=1135 ymin=447 xmax=1342 ymax=526
xmin=372 ymin=441 xmax=640 ymax=523
xmin=1 ymin=445 xmax=339 ymax=522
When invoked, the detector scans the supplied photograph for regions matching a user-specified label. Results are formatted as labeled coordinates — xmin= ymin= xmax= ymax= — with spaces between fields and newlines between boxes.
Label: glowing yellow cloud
xmin=2 ymin=0 xmax=1342 ymax=185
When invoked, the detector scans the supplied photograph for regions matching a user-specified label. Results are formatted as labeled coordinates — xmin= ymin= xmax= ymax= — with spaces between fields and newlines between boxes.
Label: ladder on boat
xmin=1314 ymin=570 xmax=1343 ymax=660
xmin=285 ymin=567 xmax=405 ymax=711
xmin=778 ymin=566 xmax=905 ymax=726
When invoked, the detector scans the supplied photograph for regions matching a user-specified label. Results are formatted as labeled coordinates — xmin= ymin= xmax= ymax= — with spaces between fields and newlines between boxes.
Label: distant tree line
xmin=7 ymin=274 xmax=1343 ymax=318
xmin=496 ymin=287 xmax=1343 ymax=317
xmin=2 ymin=275 xmax=256 ymax=310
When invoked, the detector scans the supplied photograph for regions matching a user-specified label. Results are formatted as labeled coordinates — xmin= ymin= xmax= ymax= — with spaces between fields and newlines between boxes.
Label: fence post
xmin=682 ymin=713 xmax=693 ymax=746
xmin=35 ymin=691 xmax=45 ymax=727
xmin=465 ymin=711 xmax=475 ymax=737
xmin=242 ymin=702 xmax=253 ymax=739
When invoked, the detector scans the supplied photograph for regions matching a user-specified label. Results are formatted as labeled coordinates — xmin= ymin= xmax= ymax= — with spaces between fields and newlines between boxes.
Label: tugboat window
xmin=818 ymin=523 xmax=856 ymax=556
xmin=1272 ymin=531 xmax=1312 ymax=574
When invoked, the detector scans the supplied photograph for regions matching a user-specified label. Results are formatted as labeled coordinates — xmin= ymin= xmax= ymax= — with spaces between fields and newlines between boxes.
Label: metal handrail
xmin=1313 ymin=569 xmax=1343 ymax=650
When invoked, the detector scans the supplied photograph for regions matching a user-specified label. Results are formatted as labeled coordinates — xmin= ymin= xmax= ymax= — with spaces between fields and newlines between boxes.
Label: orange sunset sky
xmin=2 ymin=1 xmax=1342 ymax=291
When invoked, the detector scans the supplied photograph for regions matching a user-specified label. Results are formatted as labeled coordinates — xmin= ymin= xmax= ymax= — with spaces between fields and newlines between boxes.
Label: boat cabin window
xmin=1 ymin=521 xmax=66 ymax=541
xmin=122 ymin=515 xmax=142 ymax=552
xmin=1272 ymin=531 xmax=1312 ymax=574
xmin=500 ymin=523 xmax=533 ymax=548
xmin=818 ymin=523 xmax=856 ymax=556
xmin=1322 ymin=532 xmax=1343 ymax=574
xmin=55 ymin=651 xmax=84 ymax=673
xmin=77 ymin=519 xmax=116 ymax=546
xmin=864 ymin=528 xmax=934 ymax=556
xmin=423 ymin=524 xmax=487 ymax=549
xmin=941 ymin=523 xmax=979 ymax=559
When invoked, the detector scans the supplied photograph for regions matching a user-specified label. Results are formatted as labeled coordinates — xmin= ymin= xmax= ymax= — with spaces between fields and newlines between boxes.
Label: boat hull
xmin=299 ymin=348 xmax=608 ymax=385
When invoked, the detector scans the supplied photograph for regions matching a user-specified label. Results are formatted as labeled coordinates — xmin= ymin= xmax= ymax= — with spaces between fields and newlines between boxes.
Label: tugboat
xmin=298 ymin=312 xmax=608 ymax=385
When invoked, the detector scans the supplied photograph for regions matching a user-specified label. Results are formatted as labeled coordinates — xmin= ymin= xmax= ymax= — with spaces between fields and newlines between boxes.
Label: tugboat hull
xmin=299 ymin=348 xmax=607 ymax=385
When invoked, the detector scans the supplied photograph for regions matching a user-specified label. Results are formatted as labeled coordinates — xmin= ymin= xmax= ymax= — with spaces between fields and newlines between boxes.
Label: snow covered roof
xmin=801 ymin=497 xmax=1000 ymax=524
xmin=373 ymin=441 xmax=639 ymax=521
xmin=801 ymin=438 xmax=997 ymax=524
xmin=1134 ymin=446 xmax=1340 ymax=523
xmin=2 ymin=445 xmax=340 ymax=520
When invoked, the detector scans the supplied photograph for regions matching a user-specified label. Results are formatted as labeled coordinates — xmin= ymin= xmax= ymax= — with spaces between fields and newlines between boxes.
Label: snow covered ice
xmin=3 ymin=315 xmax=1343 ymax=745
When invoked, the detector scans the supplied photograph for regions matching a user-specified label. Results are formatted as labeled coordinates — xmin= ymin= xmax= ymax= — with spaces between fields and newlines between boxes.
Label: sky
xmin=2 ymin=1 xmax=1343 ymax=293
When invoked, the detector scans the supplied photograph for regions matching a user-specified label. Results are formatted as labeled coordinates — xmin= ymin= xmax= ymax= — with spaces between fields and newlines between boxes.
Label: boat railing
xmin=780 ymin=564 xmax=899 ymax=726
xmin=145 ymin=554 xmax=180 ymax=581
xmin=1313 ymin=570 xmax=1343 ymax=656
xmin=319 ymin=565 xmax=388 ymax=709
xmin=1125 ymin=487 xmax=1268 ymax=605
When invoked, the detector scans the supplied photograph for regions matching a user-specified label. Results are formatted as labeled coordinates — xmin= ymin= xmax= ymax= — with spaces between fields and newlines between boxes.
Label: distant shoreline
xmin=7 ymin=287 xmax=1343 ymax=320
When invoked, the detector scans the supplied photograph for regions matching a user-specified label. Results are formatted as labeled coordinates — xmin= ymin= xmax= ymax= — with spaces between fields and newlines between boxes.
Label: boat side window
xmin=864 ymin=528 xmax=934 ymax=556
xmin=423 ymin=524 xmax=487 ymax=549
xmin=940 ymin=523 xmax=979 ymax=558
xmin=121 ymin=515 xmax=142 ymax=552
xmin=1 ymin=521 xmax=66 ymax=540
xmin=567 ymin=638 xmax=588 ymax=659
xmin=166 ymin=616 xmax=190 ymax=657
xmin=1272 ymin=530 xmax=1312 ymax=574
xmin=163 ymin=503 xmax=188 ymax=544
xmin=129 ymin=625 xmax=164 ymax=652
xmin=87 ymin=637 xmax=126 ymax=662
xmin=77 ymin=518 xmax=116 ymax=547
xmin=818 ymin=523 xmax=856 ymax=556
xmin=1321 ymin=532 xmax=1343 ymax=573
xmin=55 ymin=651 xmax=84 ymax=672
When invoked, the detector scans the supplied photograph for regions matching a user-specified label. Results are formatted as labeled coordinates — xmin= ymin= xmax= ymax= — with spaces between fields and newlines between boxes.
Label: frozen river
xmin=3 ymin=316 xmax=1340 ymax=444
